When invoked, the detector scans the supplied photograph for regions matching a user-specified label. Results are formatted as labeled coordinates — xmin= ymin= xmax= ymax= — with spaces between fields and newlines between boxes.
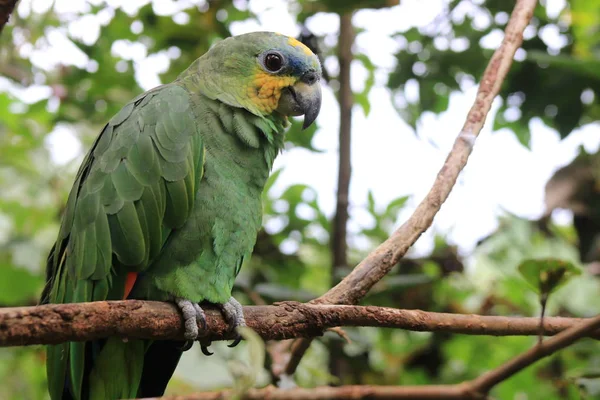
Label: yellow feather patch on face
xmin=287 ymin=36 xmax=314 ymax=56
xmin=248 ymin=70 xmax=297 ymax=114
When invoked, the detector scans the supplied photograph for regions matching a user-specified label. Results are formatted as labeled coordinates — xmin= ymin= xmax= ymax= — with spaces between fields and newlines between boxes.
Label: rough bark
xmin=1 ymin=300 xmax=593 ymax=347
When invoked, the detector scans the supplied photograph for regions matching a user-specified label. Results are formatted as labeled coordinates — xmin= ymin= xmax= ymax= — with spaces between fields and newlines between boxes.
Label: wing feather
xmin=42 ymin=84 xmax=204 ymax=400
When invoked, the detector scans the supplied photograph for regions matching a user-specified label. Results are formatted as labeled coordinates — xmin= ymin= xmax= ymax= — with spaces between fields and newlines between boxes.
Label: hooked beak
xmin=277 ymin=71 xmax=322 ymax=130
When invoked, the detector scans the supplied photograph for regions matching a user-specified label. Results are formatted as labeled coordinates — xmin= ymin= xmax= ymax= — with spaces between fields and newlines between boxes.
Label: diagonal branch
xmin=467 ymin=313 xmax=600 ymax=394
xmin=317 ymin=0 xmax=534 ymax=307
xmin=281 ymin=0 xmax=538 ymax=376
xmin=0 ymin=300 xmax=594 ymax=347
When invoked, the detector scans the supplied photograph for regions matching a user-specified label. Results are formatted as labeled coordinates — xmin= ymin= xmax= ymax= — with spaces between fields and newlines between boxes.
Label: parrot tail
xmin=42 ymin=245 xmax=186 ymax=399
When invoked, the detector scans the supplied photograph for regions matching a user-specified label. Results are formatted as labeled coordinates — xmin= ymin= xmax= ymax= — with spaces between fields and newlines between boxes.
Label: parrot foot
xmin=219 ymin=296 xmax=246 ymax=348
xmin=175 ymin=297 xmax=245 ymax=354
xmin=175 ymin=298 xmax=207 ymax=341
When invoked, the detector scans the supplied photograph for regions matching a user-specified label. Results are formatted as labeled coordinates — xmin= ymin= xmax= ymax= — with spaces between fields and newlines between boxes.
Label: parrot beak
xmin=277 ymin=71 xmax=322 ymax=130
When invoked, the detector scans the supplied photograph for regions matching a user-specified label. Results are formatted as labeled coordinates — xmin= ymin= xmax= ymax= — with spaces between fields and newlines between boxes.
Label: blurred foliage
xmin=1 ymin=0 xmax=600 ymax=399
xmin=518 ymin=258 xmax=581 ymax=299
xmin=388 ymin=0 xmax=600 ymax=145
xmin=543 ymin=146 xmax=600 ymax=264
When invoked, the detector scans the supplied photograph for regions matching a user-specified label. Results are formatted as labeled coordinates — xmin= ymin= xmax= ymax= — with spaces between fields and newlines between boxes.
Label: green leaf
xmin=0 ymin=263 xmax=43 ymax=306
xmin=517 ymin=258 xmax=582 ymax=297
xmin=353 ymin=53 xmax=376 ymax=116
xmin=354 ymin=91 xmax=371 ymax=116
xmin=527 ymin=51 xmax=600 ymax=80
xmin=367 ymin=190 xmax=376 ymax=214
xmin=384 ymin=195 xmax=409 ymax=216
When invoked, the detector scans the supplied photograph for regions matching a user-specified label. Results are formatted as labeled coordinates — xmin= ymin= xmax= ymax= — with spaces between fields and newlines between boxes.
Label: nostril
xmin=302 ymin=71 xmax=318 ymax=85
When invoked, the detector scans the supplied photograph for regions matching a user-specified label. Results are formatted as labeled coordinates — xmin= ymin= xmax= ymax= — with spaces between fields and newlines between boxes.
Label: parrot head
xmin=189 ymin=31 xmax=322 ymax=129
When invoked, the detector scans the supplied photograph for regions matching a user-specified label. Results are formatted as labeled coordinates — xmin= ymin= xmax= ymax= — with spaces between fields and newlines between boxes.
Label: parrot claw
xmin=179 ymin=340 xmax=194 ymax=352
xmin=228 ymin=336 xmax=242 ymax=348
xmin=201 ymin=344 xmax=214 ymax=356
xmin=193 ymin=303 xmax=208 ymax=330
xmin=219 ymin=296 xmax=246 ymax=348
xmin=175 ymin=298 xmax=207 ymax=341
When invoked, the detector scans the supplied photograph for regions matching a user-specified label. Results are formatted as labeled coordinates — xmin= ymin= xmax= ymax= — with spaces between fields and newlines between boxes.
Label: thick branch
xmin=282 ymin=0 xmax=538 ymax=375
xmin=0 ymin=300 xmax=593 ymax=347
xmin=0 ymin=0 xmax=18 ymax=34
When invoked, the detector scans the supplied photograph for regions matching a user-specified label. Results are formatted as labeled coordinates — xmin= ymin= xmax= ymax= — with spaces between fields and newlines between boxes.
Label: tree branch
xmin=0 ymin=0 xmax=19 ymax=34
xmin=1 ymin=300 xmax=593 ymax=347
xmin=317 ymin=0 xmax=534 ymax=308
xmin=139 ymin=313 xmax=600 ymax=399
xmin=282 ymin=0 xmax=538 ymax=375
xmin=332 ymin=12 xmax=354 ymax=275
xmin=330 ymin=11 xmax=355 ymax=382
xmin=140 ymin=384 xmax=470 ymax=399
xmin=468 ymin=314 xmax=600 ymax=394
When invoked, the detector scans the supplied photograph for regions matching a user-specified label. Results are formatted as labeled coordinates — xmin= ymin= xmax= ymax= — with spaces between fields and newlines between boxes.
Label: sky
xmin=9 ymin=0 xmax=600 ymax=258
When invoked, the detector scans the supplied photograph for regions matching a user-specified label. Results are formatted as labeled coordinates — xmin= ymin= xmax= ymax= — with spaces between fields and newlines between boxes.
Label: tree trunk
xmin=329 ymin=11 xmax=355 ymax=384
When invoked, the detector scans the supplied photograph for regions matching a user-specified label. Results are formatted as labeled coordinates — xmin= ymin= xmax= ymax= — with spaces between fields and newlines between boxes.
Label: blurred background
xmin=1 ymin=0 xmax=600 ymax=398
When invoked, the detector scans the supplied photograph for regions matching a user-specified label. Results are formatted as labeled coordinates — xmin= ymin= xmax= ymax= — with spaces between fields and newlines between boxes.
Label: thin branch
xmin=468 ymin=314 xmax=600 ymax=394
xmin=0 ymin=0 xmax=19 ymax=34
xmin=282 ymin=0 xmax=538 ymax=375
xmin=1 ymin=300 xmax=593 ymax=347
xmin=332 ymin=12 xmax=354 ymax=274
xmin=330 ymin=11 xmax=355 ymax=382
xmin=140 ymin=313 xmax=600 ymax=400
xmin=140 ymin=384 xmax=470 ymax=400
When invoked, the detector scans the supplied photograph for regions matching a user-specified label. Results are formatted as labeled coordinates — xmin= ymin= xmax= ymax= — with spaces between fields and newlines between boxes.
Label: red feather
xmin=123 ymin=272 xmax=138 ymax=299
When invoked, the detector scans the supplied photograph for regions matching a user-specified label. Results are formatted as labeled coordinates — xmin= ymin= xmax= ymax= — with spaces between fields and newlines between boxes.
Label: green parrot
xmin=40 ymin=31 xmax=322 ymax=400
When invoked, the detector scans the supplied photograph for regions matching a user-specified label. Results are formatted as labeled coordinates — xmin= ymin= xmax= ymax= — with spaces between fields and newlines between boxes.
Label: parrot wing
xmin=42 ymin=83 xmax=204 ymax=400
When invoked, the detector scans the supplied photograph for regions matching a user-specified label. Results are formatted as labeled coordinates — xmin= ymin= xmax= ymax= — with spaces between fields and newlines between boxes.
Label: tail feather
xmin=44 ymin=243 xmax=184 ymax=399
xmin=48 ymin=337 xmax=184 ymax=399
xmin=137 ymin=340 xmax=186 ymax=397
xmin=87 ymin=338 xmax=145 ymax=400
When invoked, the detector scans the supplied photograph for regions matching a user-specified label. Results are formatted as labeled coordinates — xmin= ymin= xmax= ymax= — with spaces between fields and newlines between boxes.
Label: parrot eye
xmin=264 ymin=52 xmax=283 ymax=72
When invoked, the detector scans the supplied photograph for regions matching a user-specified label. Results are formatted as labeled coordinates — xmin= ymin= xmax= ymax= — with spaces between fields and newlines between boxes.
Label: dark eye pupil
xmin=265 ymin=53 xmax=282 ymax=71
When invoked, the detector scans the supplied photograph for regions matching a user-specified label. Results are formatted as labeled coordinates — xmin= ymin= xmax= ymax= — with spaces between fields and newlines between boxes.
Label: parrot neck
xmin=177 ymin=57 xmax=262 ymax=116
xmin=176 ymin=69 xmax=289 ymax=153
xmin=177 ymin=78 xmax=287 ymax=173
